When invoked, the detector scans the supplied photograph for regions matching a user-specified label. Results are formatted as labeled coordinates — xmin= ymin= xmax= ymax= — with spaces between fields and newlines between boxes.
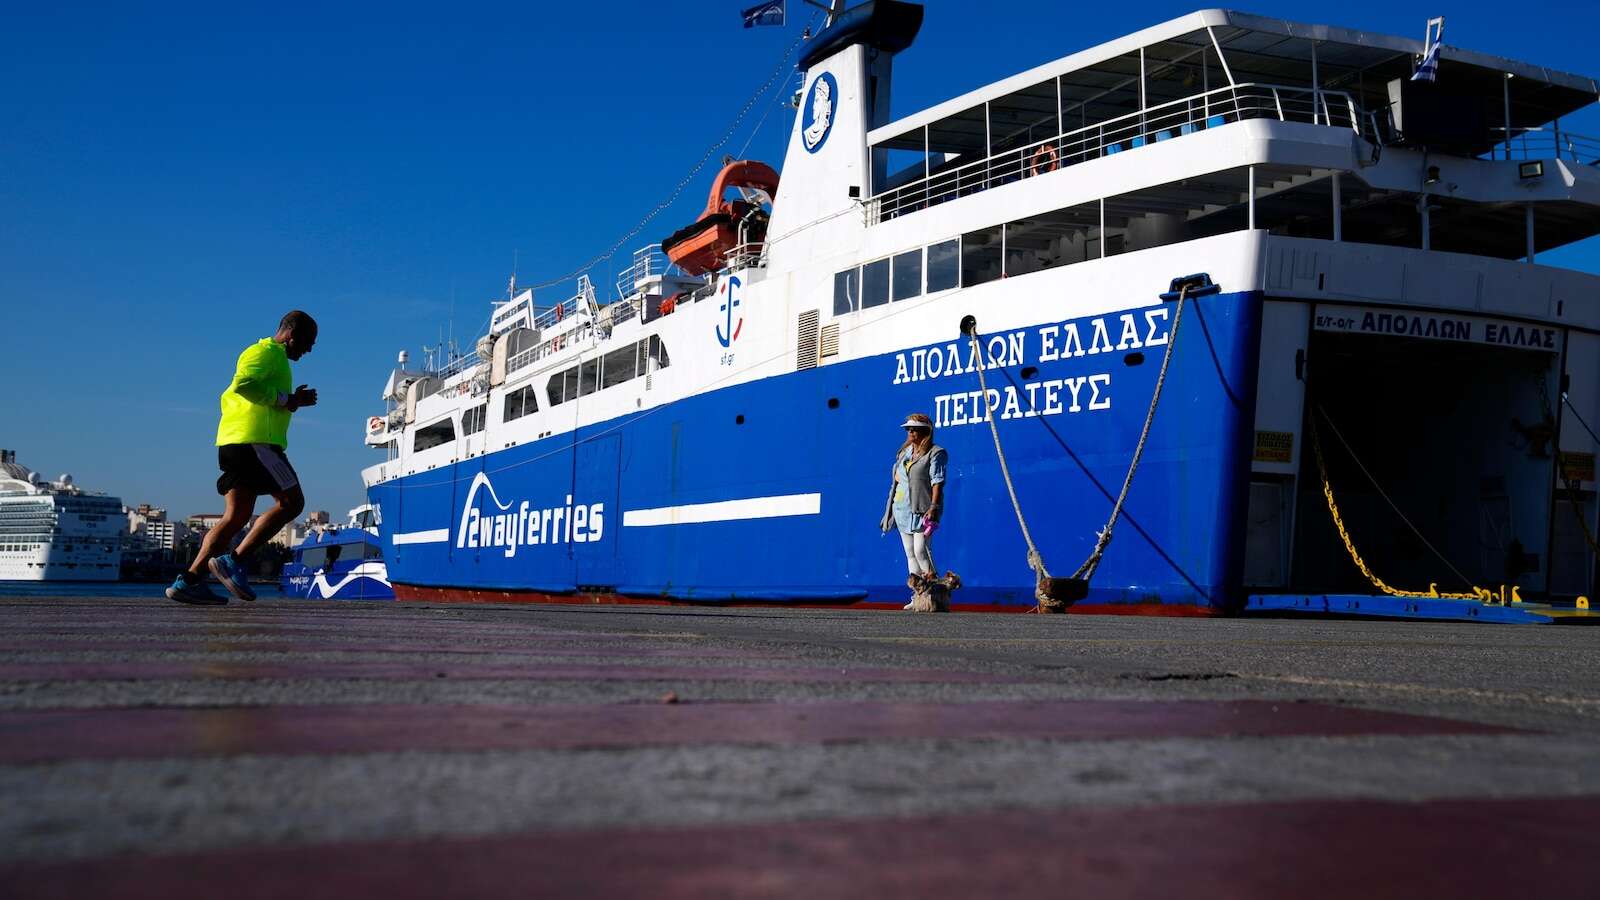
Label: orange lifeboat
xmin=661 ymin=160 xmax=780 ymax=276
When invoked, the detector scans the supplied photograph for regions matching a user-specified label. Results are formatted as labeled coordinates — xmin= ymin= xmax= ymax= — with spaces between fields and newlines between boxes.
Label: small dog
xmin=906 ymin=571 xmax=962 ymax=613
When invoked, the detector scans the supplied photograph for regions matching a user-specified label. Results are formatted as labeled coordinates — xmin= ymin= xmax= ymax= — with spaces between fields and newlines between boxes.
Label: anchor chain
xmin=1308 ymin=407 xmax=1512 ymax=603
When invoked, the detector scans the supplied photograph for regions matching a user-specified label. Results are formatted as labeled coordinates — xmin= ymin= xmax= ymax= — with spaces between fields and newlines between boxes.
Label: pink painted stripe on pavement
xmin=0 ymin=640 xmax=781 ymax=659
xmin=0 ymin=660 xmax=1017 ymax=685
xmin=0 ymin=700 xmax=1516 ymax=764
xmin=0 ymin=795 xmax=1592 ymax=899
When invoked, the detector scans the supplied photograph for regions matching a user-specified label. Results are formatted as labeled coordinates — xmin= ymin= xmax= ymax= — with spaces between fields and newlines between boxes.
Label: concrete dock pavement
xmin=3 ymin=595 xmax=1599 ymax=898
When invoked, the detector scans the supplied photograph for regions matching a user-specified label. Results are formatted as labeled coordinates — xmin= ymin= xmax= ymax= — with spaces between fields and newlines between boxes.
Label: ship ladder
xmin=966 ymin=273 xmax=1215 ymax=613
xmin=1306 ymin=400 xmax=1509 ymax=603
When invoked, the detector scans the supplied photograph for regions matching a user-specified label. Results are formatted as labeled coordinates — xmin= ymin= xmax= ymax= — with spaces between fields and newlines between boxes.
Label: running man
xmin=167 ymin=311 xmax=318 ymax=605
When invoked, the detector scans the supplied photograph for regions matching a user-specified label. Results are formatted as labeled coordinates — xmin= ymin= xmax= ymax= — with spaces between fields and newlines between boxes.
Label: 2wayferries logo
xmin=801 ymin=72 xmax=836 ymax=153
xmin=455 ymin=471 xmax=605 ymax=558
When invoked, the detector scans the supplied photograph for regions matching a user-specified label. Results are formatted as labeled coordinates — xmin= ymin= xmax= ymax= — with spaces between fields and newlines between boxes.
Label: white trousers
xmin=900 ymin=530 xmax=935 ymax=576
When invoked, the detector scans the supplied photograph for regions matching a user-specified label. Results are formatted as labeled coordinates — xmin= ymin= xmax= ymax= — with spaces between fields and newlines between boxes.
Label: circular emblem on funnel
xmin=801 ymin=72 xmax=837 ymax=154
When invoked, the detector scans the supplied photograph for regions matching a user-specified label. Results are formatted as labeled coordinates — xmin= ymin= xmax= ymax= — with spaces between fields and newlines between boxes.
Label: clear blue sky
xmin=3 ymin=0 xmax=1597 ymax=521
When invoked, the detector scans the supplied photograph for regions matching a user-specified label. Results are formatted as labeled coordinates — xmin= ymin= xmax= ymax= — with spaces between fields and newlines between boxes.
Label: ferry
xmin=360 ymin=3 xmax=1600 ymax=615
xmin=0 ymin=449 xmax=124 ymax=581
xmin=279 ymin=504 xmax=394 ymax=600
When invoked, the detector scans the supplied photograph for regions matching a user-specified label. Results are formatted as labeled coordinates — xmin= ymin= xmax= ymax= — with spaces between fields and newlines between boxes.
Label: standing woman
xmin=881 ymin=413 xmax=948 ymax=607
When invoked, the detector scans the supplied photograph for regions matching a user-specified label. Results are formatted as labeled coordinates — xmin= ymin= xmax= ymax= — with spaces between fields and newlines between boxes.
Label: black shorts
xmin=217 ymin=444 xmax=300 ymax=496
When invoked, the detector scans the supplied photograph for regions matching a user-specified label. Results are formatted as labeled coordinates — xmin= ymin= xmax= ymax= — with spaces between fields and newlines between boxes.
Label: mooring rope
xmin=966 ymin=327 xmax=1055 ymax=609
xmin=965 ymin=283 xmax=1189 ymax=612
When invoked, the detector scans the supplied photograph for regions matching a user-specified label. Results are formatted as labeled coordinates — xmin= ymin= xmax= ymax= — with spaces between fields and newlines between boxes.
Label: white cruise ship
xmin=0 ymin=449 xmax=125 ymax=581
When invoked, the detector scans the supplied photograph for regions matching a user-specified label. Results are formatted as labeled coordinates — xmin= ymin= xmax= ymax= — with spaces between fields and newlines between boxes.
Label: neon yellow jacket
xmin=216 ymin=338 xmax=293 ymax=448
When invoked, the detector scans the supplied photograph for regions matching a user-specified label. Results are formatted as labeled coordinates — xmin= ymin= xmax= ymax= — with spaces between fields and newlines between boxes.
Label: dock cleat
xmin=208 ymin=553 xmax=257 ymax=601
xmin=166 ymin=573 xmax=226 ymax=606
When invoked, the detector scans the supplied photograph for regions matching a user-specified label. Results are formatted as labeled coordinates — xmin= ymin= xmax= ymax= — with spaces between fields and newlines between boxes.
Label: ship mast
xmin=802 ymin=0 xmax=848 ymax=27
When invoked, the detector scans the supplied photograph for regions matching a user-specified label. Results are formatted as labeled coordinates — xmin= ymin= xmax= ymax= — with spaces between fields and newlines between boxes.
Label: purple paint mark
xmin=0 ymin=700 xmax=1516 ymax=764
xmin=0 ymin=660 xmax=1016 ymax=686
xmin=0 ymin=640 xmax=779 ymax=660
xmin=1 ymin=795 xmax=1593 ymax=899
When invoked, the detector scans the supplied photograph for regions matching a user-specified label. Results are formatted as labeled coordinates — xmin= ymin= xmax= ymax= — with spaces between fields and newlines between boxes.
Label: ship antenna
xmin=802 ymin=0 xmax=846 ymax=27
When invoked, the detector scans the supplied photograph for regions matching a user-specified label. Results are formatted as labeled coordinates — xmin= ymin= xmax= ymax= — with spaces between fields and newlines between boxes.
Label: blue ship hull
xmin=372 ymin=291 xmax=1262 ymax=611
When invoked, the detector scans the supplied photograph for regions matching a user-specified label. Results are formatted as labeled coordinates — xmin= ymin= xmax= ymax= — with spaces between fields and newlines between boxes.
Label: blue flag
xmin=742 ymin=0 xmax=785 ymax=28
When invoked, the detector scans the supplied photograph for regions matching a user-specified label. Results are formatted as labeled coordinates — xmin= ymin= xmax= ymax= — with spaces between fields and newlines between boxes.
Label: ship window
xmin=301 ymin=547 xmax=329 ymax=569
xmin=413 ymin=417 xmax=455 ymax=452
xmin=545 ymin=337 xmax=668 ymax=407
xmin=861 ymin=258 xmax=890 ymax=309
xmin=961 ymin=226 xmax=1003 ymax=287
xmin=1004 ymin=203 xmax=1101 ymax=275
xmin=463 ymin=404 xmax=488 ymax=434
xmin=647 ymin=334 xmax=670 ymax=369
xmin=577 ymin=357 xmax=600 ymax=397
xmin=833 ymin=268 xmax=859 ymax=315
xmin=503 ymin=386 xmax=537 ymax=422
xmin=926 ymin=240 xmax=959 ymax=292
xmin=891 ymin=249 xmax=922 ymax=301
xmin=601 ymin=341 xmax=639 ymax=390
xmin=549 ymin=367 xmax=579 ymax=406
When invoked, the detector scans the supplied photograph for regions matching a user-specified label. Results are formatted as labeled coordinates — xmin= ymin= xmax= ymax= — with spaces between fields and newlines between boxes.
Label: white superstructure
xmin=0 ymin=450 xmax=125 ymax=581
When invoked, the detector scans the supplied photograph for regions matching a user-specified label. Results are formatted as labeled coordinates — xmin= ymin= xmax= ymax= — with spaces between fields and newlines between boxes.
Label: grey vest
xmin=880 ymin=445 xmax=947 ymax=530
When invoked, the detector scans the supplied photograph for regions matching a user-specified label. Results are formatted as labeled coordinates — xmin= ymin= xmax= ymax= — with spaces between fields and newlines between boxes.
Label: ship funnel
xmin=766 ymin=2 xmax=923 ymax=274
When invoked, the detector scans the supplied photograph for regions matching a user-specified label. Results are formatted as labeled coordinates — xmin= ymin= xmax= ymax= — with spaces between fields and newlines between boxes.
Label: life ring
xmin=555 ymin=303 xmax=565 ymax=322
xmin=659 ymin=295 xmax=677 ymax=316
xmin=1030 ymin=144 xmax=1059 ymax=177
xmin=367 ymin=416 xmax=384 ymax=435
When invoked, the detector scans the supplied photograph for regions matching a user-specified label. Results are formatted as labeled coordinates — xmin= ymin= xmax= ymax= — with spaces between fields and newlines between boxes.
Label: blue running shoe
xmin=209 ymin=553 xmax=257 ymax=601
xmin=166 ymin=572 xmax=226 ymax=606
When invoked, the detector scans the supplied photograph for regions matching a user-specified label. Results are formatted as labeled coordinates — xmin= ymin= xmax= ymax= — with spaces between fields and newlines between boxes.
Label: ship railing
xmin=430 ymin=351 xmax=480 ymax=381
xmin=505 ymin=321 xmax=597 ymax=376
xmin=531 ymin=299 xmax=574 ymax=330
xmin=725 ymin=241 xmax=767 ymax=271
xmin=616 ymin=246 xmax=669 ymax=297
xmin=506 ymin=340 xmax=556 ymax=376
xmin=869 ymin=82 xmax=1367 ymax=222
xmin=1486 ymin=127 xmax=1600 ymax=167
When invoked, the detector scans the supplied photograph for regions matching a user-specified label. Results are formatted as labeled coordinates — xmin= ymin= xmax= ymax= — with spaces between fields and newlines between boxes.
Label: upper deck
xmin=865 ymin=10 xmax=1600 ymax=238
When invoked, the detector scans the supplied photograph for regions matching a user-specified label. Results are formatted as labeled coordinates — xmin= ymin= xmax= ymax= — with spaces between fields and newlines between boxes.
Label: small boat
xmin=279 ymin=504 xmax=394 ymax=600
xmin=661 ymin=159 xmax=779 ymax=275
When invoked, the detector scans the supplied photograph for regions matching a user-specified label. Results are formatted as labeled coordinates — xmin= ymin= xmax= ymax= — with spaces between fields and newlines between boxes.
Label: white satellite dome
xmin=57 ymin=474 xmax=73 ymax=486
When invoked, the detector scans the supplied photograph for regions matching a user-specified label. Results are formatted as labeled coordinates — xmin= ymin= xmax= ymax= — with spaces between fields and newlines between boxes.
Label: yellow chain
xmin=1309 ymin=414 xmax=1513 ymax=604
xmin=1560 ymin=471 xmax=1600 ymax=560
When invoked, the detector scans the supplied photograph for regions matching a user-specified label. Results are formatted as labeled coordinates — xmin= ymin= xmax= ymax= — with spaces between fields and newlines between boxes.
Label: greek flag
xmin=1412 ymin=21 xmax=1443 ymax=82
xmin=742 ymin=0 xmax=785 ymax=28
